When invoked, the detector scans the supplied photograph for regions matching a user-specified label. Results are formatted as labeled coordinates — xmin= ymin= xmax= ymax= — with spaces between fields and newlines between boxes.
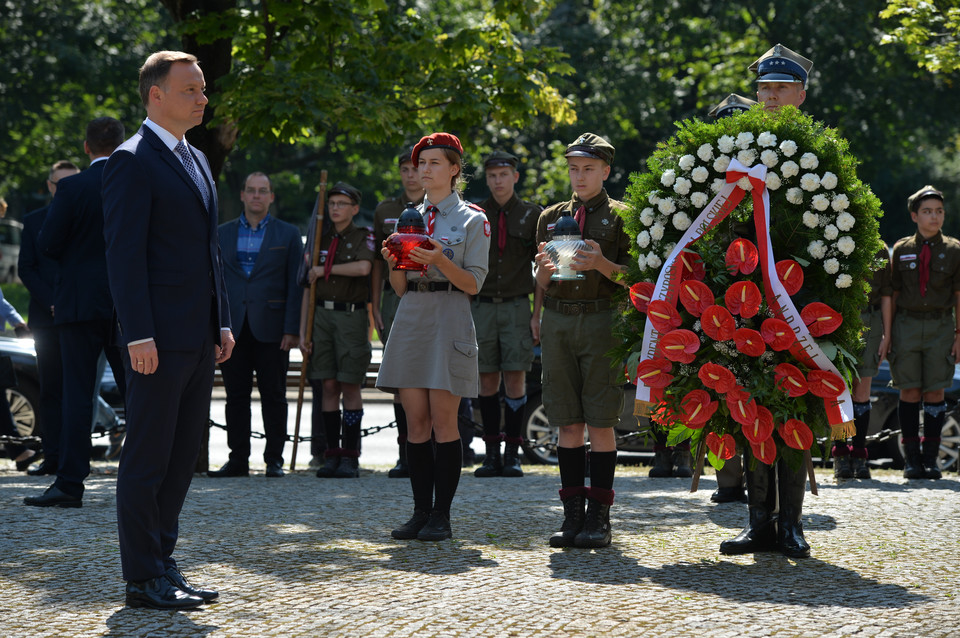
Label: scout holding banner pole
xmin=290 ymin=170 xmax=328 ymax=471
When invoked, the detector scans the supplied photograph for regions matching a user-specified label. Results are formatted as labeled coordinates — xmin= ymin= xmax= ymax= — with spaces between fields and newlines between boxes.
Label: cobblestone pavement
xmin=2 ymin=462 xmax=958 ymax=638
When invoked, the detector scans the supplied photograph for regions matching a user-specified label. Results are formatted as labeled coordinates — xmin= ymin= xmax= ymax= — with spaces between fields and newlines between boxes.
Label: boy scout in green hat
xmin=534 ymin=132 xmax=630 ymax=548
xmin=472 ymin=150 xmax=542 ymax=478
xmin=885 ymin=185 xmax=958 ymax=481
xmin=299 ymin=181 xmax=375 ymax=479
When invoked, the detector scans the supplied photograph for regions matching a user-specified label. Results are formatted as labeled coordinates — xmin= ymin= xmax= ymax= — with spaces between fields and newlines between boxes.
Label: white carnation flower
xmin=697 ymin=143 xmax=714 ymax=162
xmin=831 ymin=193 xmax=850 ymax=211
xmin=757 ymin=131 xmax=777 ymax=147
xmin=800 ymin=173 xmax=821 ymax=192
xmin=673 ymin=212 xmax=692 ymax=231
xmin=824 ymin=224 xmax=839 ymax=240
xmin=820 ymin=172 xmax=838 ymax=190
xmin=737 ymin=176 xmax=753 ymax=191
xmin=717 ymin=135 xmax=735 ymax=154
xmin=646 ymin=252 xmax=663 ymax=269
xmin=661 ymin=169 xmax=677 ymax=187
xmin=679 ymin=155 xmax=696 ymax=171
xmin=713 ymin=155 xmax=732 ymax=173
xmin=662 ymin=242 xmax=676 ymax=258
xmin=650 ymin=222 xmax=665 ymax=241
xmin=690 ymin=192 xmax=708 ymax=208
xmin=807 ymin=240 xmax=827 ymax=260
xmin=760 ymin=149 xmax=779 ymax=168
xmin=811 ymin=193 xmax=830 ymax=211
xmin=799 ymin=152 xmax=819 ymax=170
xmin=711 ymin=178 xmax=725 ymax=194
xmin=637 ymin=230 xmax=651 ymax=248
xmin=786 ymin=187 xmax=804 ymax=205
xmin=691 ymin=166 xmax=709 ymax=183
xmin=781 ymin=160 xmax=800 ymax=179
xmin=737 ymin=149 xmax=757 ymax=167
xmin=779 ymin=140 xmax=798 ymax=157
xmin=765 ymin=172 xmax=782 ymax=191
xmin=640 ymin=207 xmax=655 ymax=226
xmin=836 ymin=212 xmax=856 ymax=231
xmin=673 ymin=177 xmax=692 ymax=196
xmin=648 ymin=192 xmax=660 ymax=204
xmin=836 ymin=274 xmax=853 ymax=289
xmin=837 ymin=236 xmax=856 ymax=255
xmin=824 ymin=258 xmax=840 ymax=274
xmin=802 ymin=211 xmax=819 ymax=229
xmin=736 ymin=131 xmax=755 ymax=149
xmin=657 ymin=197 xmax=676 ymax=215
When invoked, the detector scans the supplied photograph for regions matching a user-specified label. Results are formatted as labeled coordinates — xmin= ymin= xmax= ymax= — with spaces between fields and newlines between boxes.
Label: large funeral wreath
xmin=613 ymin=106 xmax=884 ymax=471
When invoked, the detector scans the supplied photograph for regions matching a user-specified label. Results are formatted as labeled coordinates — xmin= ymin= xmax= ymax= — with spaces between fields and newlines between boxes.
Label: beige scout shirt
xmin=535 ymin=189 xmax=630 ymax=301
xmin=299 ymin=220 xmax=374 ymax=304
xmin=890 ymin=231 xmax=960 ymax=312
xmin=478 ymin=193 xmax=541 ymax=298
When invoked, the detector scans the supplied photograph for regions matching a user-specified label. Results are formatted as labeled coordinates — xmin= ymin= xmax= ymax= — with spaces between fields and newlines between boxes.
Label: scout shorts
xmin=539 ymin=307 xmax=623 ymax=428
xmin=888 ymin=311 xmax=956 ymax=392
xmin=471 ymin=296 xmax=535 ymax=373
xmin=308 ymin=305 xmax=372 ymax=384
xmin=378 ymin=287 xmax=401 ymax=344
xmin=855 ymin=307 xmax=884 ymax=378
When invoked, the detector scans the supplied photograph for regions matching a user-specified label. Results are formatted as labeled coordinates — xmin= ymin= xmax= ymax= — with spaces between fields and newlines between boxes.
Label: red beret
xmin=411 ymin=132 xmax=463 ymax=165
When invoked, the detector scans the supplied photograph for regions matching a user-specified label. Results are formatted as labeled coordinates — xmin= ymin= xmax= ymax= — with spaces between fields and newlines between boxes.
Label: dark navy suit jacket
xmin=218 ymin=216 xmax=303 ymax=343
xmin=18 ymin=206 xmax=57 ymax=328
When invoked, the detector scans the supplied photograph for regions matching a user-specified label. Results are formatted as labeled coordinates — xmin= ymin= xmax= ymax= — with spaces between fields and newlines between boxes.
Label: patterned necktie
xmin=174 ymin=140 xmax=210 ymax=210
xmin=426 ymin=205 xmax=438 ymax=237
xmin=497 ymin=209 xmax=507 ymax=256
xmin=324 ymin=235 xmax=339 ymax=282
xmin=574 ymin=205 xmax=586 ymax=234
xmin=919 ymin=242 xmax=931 ymax=297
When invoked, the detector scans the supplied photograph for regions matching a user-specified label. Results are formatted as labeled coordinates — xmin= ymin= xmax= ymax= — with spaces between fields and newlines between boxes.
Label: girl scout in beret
xmin=377 ymin=132 xmax=490 ymax=541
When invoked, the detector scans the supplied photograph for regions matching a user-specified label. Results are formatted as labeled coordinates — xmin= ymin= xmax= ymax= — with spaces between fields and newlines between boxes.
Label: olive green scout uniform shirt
xmin=891 ymin=231 xmax=960 ymax=312
xmin=478 ymin=193 xmax=541 ymax=298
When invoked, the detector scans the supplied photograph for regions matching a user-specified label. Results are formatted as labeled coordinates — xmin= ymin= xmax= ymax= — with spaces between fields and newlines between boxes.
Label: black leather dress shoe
xmin=265 ymin=462 xmax=284 ymax=478
xmin=24 ymin=485 xmax=82 ymax=508
xmin=207 ymin=461 xmax=249 ymax=477
xmin=27 ymin=460 xmax=58 ymax=476
xmin=15 ymin=450 xmax=42 ymax=471
xmin=711 ymin=486 xmax=747 ymax=504
xmin=165 ymin=567 xmax=219 ymax=602
xmin=126 ymin=576 xmax=204 ymax=609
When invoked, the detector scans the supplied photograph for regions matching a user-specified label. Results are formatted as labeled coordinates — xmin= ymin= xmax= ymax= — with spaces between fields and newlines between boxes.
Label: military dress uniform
xmin=300 ymin=200 xmax=375 ymax=478
xmin=472 ymin=152 xmax=542 ymax=478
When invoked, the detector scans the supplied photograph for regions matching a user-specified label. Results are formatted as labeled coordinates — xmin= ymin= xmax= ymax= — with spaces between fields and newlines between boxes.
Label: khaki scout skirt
xmin=376 ymin=288 xmax=480 ymax=397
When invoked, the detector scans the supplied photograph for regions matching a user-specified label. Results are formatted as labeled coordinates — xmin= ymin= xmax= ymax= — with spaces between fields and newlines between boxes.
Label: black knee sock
xmin=322 ymin=410 xmax=341 ymax=451
xmin=558 ymin=445 xmax=587 ymax=489
xmin=406 ymin=441 xmax=435 ymax=512
xmin=852 ymin=401 xmax=870 ymax=449
xmin=477 ymin=394 xmax=501 ymax=438
xmin=503 ymin=395 xmax=526 ymax=439
xmin=589 ymin=450 xmax=618 ymax=491
xmin=923 ymin=401 xmax=946 ymax=442
xmin=310 ymin=383 xmax=326 ymax=456
xmin=394 ymin=402 xmax=408 ymax=443
xmin=898 ymin=400 xmax=920 ymax=440
xmin=432 ymin=440 xmax=463 ymax=517
xmin=341 ymin=409 xmax=363 ymax=451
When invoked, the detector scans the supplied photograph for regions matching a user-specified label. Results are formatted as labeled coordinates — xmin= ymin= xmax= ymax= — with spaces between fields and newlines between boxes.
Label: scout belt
xmin=317 ymin=300 xmax=362 ymax=312
xmin=897 ymin=308 xmax=952 ymax=320
xmin=543 ymin=296 xmax=611 ymax=315
xmin=476 ymin=294 xmax=527 ymax=303
xmin=407 ymin=281 xmax=457 ymax=293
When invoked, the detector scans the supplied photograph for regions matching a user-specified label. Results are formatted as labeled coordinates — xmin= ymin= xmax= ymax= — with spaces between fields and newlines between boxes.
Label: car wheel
xmin=937 ymin=409 xmax=960 ymax=472
xmin=6 ymin=380 xmax=39 ymax=438
xmin=521 ymin=394 xmax=558 ymax=465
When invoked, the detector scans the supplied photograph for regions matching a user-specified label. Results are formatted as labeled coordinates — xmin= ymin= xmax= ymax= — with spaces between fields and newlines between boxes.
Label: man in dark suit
xmin=18 ymin=160 xmax=79 ymax=476
xmin=102 ymin=50 xmax=234 ymax=611
xmin=23 ymin=120 xmax=127 ymax=507
xmin=210 ymin=171 xmax=302 ymax=478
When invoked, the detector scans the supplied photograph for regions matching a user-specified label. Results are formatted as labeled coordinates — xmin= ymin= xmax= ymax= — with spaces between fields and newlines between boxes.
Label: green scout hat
xmin=483 ymin=150 xmax=519 ymax=170
xmin=749 ymin=43 xmax=813 ymax=88
xmin=708 ymin=94 xmax=758 ymax=119
xmin=907 ymin=185 xmax=944 ymax=213
xmin=328 ymin=181 xmax=361 ymax=204
xmin=565 ymin=132 xmax=615 ymax=165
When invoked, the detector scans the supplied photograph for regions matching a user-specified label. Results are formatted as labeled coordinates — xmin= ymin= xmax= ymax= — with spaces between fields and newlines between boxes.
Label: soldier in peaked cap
xmin=749 ymin=43 xmax=812 ymax=111
xmin=534 ymin=132 xmax=630 ymax=549
xmin=708 ymin=94 xmax=758 ymax=119
xmin=371 ymin=148 xmax=425 ymax=478
xmin=472 ymin=150 xmax=542 ymax=479
xmin=885 ymin=185 xmax=958 ymax=482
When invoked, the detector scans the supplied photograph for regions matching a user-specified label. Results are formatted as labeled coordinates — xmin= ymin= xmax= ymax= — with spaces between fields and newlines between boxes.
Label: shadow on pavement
xmin=105 ymin=607 xmax=218 ymax=636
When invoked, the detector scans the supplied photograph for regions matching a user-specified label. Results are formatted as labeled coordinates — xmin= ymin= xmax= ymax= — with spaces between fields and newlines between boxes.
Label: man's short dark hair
xmin=49 ymin=160 xmax=79 ymax=179
xmin=139 ymin=50 xmax=199 ymax=107
xmin=243 ymin=172 xmax=272 ymax=191
xmin=86 ymin=117 xmax=125 ymax=156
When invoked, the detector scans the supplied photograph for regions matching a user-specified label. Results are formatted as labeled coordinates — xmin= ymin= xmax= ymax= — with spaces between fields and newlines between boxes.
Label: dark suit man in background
xmin=102 ymin=50 xmax=234 ymax=610
xmin=24 ymin=120 xmax=127 ymax=508
xmin=210 ymin=171 xmax=302 ymax=478
xmin=18 ymin=160 xmax=79 ymax=477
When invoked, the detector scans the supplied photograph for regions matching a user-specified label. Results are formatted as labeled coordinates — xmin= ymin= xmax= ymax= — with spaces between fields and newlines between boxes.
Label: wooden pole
xmin=290 ymin=170 xmax=327 ymax=471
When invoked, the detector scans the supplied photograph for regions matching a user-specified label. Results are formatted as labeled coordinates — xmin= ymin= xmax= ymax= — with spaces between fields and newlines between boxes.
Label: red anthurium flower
xmin=629 ymin=282 xmax=655 ymax=313
xmin=761 ymin=318 xmax=796 ymax=351
xmin=801 ymin=302 xmax=843 ymax=337
xmin=646 ymin=300 xmax=682 ymax=333
xmin=678 ymin=250 xmax=705 ymax=281
xmin=807 ymin=370 xmax=847 ymax=398
xmin=698 ymin=362 xmax=738 ymax=394
xmin=742 ymin=405 xmax=775 ymax=444
xmin=680 ymin=389 xmax=718 ymax=428
xmin=701 ymin=305 xmax=736 ymax=341
xmin=725 ymin=238 xmax=759 ymax=275
xmin=651 ymin=404 xmax=681 ymax=428
xmin=635 ymin=358 xmax=674 ymax=388
xmin=657 ymin=329 xmax=700 ymax=364
xmin=780 ymin=418 xmax=814 ymax=450
xmin=706 ymin=432 xmax=737 ymax=460
xmin=724 ymin=281 xmax=762 ymax=318
xmin=776 ymin=259 xmax=804 ymax=296
xmin=733 ymin=328 xmax=766 ymax=357
xmin=678 ymin=280 xmax=715 ymax=317
xmin=725 ymin=387 xmax=759 ymax=426
xmin=749 ymin=435 xmax=777 ymax=465
xmin=774 ymin=363 xmax=808 ymax=398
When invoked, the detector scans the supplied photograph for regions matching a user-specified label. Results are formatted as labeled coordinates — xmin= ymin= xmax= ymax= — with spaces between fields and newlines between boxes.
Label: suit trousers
xmin=116 ymin=339 xmax=215 ymax=583
xmin=219 ymin=319 xmax=289 ymax=466
xmin=31 ymin=324 xmax=63 ymax=463
xmin=55 ymin=319 xmax=124 ymax=497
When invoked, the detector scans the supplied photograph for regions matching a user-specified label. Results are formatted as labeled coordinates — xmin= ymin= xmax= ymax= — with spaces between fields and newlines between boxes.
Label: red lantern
xmin=635 ymin=358 xmax=674 ymax=388
xmin=629 ymin=282 xmax=655 ymax=313
xmin=780 ymin=418 xmax=814 ymax=450
xmin=725 ymin=387 xmax=759 ymax=426
xmin=733 ymin=328 xmax=766 ymax=357
xmin=657 ymin=329 xmax=700 ymax=364
xmin=761 ymin=318 xmax=796 ymax=351
xmin=807 ymin=370 xmax=846 ymax=398
xmin=678 ymin=250 xmax=705 ymax=281
xmin=680 ymin=389 xmax=718 ymax=428
xmin=749 ymin=435 xmax=777 ymax=465
xmin=724 ymin=281 xmax=762 ymax=318
xmin=698 ymin=362 xmax=737 ymax=394
xmin=725 ymin=238 xmax=759 ymax=275
xmin=646 ymin=300 xmax=683 ymax=333
xmin=678 ymin=280 xmax=715 ymax=317
xmin=706 ymin=432 xmax=737 ymax=460
xmin=742 ymin=405 xmax=775 ymax=443
xmin=801 ymin=302 xmax=843 ymax=337
xmin=774 ymin=363 xmax=808 ymax=398
xmin=776 ymin=259 xmax=804 ymax=295
xmin=701 ymin=305 xmax=736 ymax=341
